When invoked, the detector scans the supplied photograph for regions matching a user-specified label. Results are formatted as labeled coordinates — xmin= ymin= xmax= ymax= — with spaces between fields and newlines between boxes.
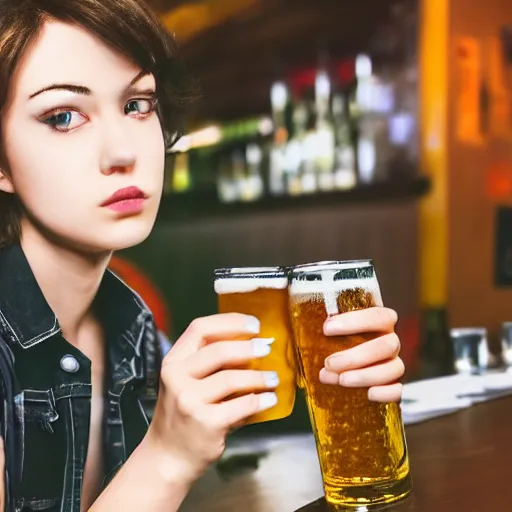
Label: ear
xmin=0 ymin=168 xmax=14 ymax=194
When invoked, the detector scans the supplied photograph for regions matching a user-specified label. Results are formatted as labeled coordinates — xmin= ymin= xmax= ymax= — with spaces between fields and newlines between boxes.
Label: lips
xmin=101 ymin=186 xmax=146 ymax=207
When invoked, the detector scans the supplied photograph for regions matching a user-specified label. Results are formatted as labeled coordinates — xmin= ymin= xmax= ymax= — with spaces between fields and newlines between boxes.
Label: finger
xmin=321 ymin=358 xmax=405 ymax=388
xmin=198 ymin=369 xmax=279 ymax=403
xmin=319 ymin=367 xmax=340 ymax=385
xmin=187 ymin=338 xmax=274 ymax=378
xmin=212 ymin=392 xmax=278 ymax=429
xmin=323 ymin=307 xmax=398 ymax=336
xmin=168 ymin=313 xmax=261 ymax=360
xmin=368 ymin=383 xmax=403 ymax=403
xmin=324 ymin=333 xmax=400 ymax=373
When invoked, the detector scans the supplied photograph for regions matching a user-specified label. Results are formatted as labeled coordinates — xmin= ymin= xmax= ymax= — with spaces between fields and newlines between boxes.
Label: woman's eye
xmin=125 ymin=98 xmax=157 ymax=118
xmin=42 ymin=110 xmax=87 ymax=132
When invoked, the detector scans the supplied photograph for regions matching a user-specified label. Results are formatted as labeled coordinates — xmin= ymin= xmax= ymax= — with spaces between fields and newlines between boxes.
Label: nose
xmin=100 ymin=152 xmax=136 ymax=175
xmin=100 ymin=124 xmax=137 ymax=175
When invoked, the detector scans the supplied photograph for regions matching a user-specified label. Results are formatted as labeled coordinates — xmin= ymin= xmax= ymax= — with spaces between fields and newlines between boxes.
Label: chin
xmin=75 ymin=217 xmax=156 ymax=253
xmin=105 ymin=222 xmax=155 ymax=251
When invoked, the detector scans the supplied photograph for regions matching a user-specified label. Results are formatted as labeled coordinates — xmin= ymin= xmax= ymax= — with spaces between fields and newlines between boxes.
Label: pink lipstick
xmin=101 ymin=186 xmax=146 ymax=214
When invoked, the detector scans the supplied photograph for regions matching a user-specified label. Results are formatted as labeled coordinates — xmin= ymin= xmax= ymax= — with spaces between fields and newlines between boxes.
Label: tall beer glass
xmin=288 ymin=260 xmax=411 ymax=508
xmin=214 ymin=267 xmax=296 ymax=424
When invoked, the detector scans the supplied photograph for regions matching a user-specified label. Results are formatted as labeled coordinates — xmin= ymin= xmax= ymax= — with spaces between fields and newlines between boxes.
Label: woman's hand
xmin=320 ymin=307 xmax=404 ymax=403
xmin=147 ymin=313 xmax=278 ymax=486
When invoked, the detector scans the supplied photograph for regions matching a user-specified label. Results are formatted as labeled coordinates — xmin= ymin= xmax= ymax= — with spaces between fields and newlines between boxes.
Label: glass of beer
xmin=288 ymin=260 xmax=412 ymax=508
xmin=214 ymin=267 xmax=297 ymax=424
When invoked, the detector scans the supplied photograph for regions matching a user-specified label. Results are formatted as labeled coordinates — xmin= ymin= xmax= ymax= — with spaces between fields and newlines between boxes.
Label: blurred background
xmin=115 ymin=0 xmax=512 ymax=430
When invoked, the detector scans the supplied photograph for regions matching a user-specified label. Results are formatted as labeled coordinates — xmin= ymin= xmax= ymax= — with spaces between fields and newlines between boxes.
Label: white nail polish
xmin=252 ymin=337 xmax=275 ymax=345
xmin=245 ymin=315 xmax=260 ymax=334
xmin=263 ymin=371 xmax=279 ymax=388
xmin=252 ymin=338 xmax=272 ymax=357
xmin=258 ymin=392 xmax=278 ymax=411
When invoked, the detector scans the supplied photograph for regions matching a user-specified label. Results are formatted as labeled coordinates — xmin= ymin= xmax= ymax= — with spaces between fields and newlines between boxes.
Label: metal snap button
xmin=60 ymin=355 xmax=80 ymax=373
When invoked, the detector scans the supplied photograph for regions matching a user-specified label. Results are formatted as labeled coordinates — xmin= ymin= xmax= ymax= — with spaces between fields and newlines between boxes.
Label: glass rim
xmin=214 ymin=266 xmax=287 ymax=279
xmin=289 ymin=259 xmax=373 ymax=275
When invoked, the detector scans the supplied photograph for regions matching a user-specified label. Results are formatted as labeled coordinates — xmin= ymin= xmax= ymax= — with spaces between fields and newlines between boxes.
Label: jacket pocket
xmin=14 ymin=389 xmax=60 ymax=488
xmin=20 ymin=389 xmax=59 ymax=434
xmin=17 ymin=497 xmax=59 ymax=511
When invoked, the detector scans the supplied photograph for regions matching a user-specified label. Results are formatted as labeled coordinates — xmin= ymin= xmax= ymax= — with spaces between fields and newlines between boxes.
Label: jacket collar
xmin=0 ymin=243 xmax=151 ymax=357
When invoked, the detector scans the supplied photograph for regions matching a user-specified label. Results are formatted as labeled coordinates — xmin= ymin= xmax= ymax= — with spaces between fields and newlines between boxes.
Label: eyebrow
xmin=28 ymin=70 xmax=152 ymax=99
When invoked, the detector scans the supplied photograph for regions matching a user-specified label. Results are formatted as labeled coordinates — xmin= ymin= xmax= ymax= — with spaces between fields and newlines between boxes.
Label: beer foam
xmin=215 ymin=277 xmax=288 ymax=294
xmin=293 ymin=260 xmax=372 ymax=273
xmin=289 ymin=272 xmax=383 ymax=313
xmin=228 ymin=267 xmax=281 ymax=273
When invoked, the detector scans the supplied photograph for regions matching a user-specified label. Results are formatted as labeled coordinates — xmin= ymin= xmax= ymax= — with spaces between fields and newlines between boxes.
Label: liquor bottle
xmin=231 ymin=147 xmax=246 ymax=201
xmin=332 ymin=93 xmax=356 ymax=190
xmin=217 ymin=148 xmax=237 ymax=203
xmin=314 ymin=69 xmax=336 ymax=191
xmin=283 ymin=100 xmax=308 ymax=196
xmin=353 ymin=54 xmax=393 ymax=184
xmin=300 ymin=95 xmax=318 ymax=194
xmin=170 ymin=151 xmax=191 ymax=193
xmin=269 ymin=81 xmax=290 ymax=196
xmin=241 ymin=142 xmax=264 ymax=201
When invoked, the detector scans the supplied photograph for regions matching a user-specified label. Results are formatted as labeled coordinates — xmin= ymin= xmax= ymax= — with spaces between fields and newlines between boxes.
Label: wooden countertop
xmin=181 ymin=396 xmax=512 ymax=511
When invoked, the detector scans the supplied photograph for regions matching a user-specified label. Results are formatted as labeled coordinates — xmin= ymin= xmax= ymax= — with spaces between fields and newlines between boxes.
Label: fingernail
xmin=324 ymin=316 xmax=340 ymax=334
xmin=263 ymin=371 xmax=280 ymax=388
xmin=325 ymin=355 xmax=346 ymax=371
xmin=367 ymin=388 xmax=378 ymax=402
xmin=252 ymin=338 xmax=273 ymax=357
xmin=245 ymin=315 xmax=260 ymax=334
xmin=254 ymin=337 xmax=275 ymax=345
xmin=258 ymin=392 xmax=278 ymax=411
xmin=319 ymin=368 xmax=338 ymax=385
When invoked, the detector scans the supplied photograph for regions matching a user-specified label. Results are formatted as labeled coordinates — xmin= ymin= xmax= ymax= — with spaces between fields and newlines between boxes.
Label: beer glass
xmin=288 ymin=260 xmax=412 ymax=508
xmin=214 ymin=267 xmax=297 ymax=424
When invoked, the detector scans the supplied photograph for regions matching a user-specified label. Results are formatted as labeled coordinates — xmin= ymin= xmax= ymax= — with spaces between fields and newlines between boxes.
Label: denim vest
xmin=0 ymin=243 xmax=161 ymax=511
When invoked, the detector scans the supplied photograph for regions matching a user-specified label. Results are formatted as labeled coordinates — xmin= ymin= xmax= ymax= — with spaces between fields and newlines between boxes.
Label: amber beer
xmin=214 ymin=267 xmax=296 ymax=424
xmin=289 ymin=261 xmax=412 ymax=508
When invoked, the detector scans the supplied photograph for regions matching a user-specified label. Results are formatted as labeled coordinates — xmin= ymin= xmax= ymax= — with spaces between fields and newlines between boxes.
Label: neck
xmin=20 ymin=225 xmax=112 ymax=343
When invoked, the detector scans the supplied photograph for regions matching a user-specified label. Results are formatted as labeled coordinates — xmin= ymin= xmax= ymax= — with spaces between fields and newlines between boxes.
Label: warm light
xmin=315 ymin=70 xmax=331 ymax=99
xmin=355 ymin=54 xmax=372 ymax=78
xmin=169 ymin=125 xmax=222 ymax=153
xmin=486 ymin=162 xmax=512 ymax=199
xmin=160 ymin=0 xmax=261 ymax=42
xmin=271 ymin=82 xmax=288 ymax=111
xmin=258 ymin=116 xmax=274 ymax=136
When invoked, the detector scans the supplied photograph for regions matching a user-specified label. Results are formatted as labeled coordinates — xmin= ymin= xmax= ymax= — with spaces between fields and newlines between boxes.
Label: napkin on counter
xmin=401 ymin=371 xmax=512 ymax=425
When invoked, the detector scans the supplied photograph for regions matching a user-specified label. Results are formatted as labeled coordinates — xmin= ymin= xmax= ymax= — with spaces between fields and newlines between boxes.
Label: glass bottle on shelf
xmin=332 ymin=93 xmax=356 ymax=190
xmin=231 ymin=147 xmax=246 ymax=201
xmin=283 ymin=100 xmax=308 ymax=196
xmin=217 ymin=149 xmax=237 ymax=203
xmin=269 ymin=81 xmax=290 ymax=196
xmin=241 ymin=142 xmax=264 ymax=202
xmin=314 ymin=68 xmax=336 ymax=191
xmin=353 ymin=53 xmax=394 ymax=184
xmin=170 ymin=151 xmax=191 ymax=193
xmin=300 ymin=90 xmax=319 ymax=194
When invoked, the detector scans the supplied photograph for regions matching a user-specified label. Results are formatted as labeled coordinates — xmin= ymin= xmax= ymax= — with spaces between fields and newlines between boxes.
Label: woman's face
xmin=0 ymin=20 xmax=166 ymax=253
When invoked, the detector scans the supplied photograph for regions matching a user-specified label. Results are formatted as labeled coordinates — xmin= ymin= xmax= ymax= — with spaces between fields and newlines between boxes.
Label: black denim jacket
xmin=0 ymin=243 xmax=161 ymax=511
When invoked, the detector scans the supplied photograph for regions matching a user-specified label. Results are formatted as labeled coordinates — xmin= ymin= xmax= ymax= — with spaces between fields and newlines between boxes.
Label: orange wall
xmin=448 ymin=0 xmax=512 ymax=347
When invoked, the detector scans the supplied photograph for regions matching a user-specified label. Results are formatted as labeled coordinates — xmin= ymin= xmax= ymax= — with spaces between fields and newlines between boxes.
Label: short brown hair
xmin=0 ymin=0 xmax=197 ymax=247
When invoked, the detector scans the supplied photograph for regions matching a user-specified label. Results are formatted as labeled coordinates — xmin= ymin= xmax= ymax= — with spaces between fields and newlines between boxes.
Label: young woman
xmin=0 ymin=0 xmax=405 ymax=510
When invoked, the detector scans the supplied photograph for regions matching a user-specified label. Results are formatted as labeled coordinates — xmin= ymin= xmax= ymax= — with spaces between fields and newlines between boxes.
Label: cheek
xmin=10 ymin=147 xmax=82 ymax=204
xmin=138 ymin=120 xmax=166 ymax=182
xmin=6 ymin=142 xmax=94 ymax=228
xmin=5 ymin=117 xmax=78 ymax=196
